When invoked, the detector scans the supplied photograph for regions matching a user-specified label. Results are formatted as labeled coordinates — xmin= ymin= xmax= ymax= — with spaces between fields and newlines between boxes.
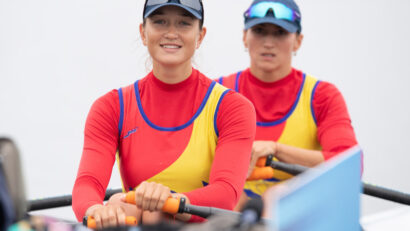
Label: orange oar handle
xmin=256 ymin=157 xmax=267 ymax=167
xmin=247 ymin=167 xmax=274 ymax=180
xmin=125 ymin=191 xmax=181 ymax=214
xmin=85 ymin=216 xmax=137 ymax=229
xmin=256 ymin=154 xmax=274 ymax=168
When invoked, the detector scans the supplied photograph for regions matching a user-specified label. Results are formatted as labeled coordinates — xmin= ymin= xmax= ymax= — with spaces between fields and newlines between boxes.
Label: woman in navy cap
xmin=72 ymin=0 xmax=256 ymax=227
xmin=218 ymin=0 xmax=360 ymax=209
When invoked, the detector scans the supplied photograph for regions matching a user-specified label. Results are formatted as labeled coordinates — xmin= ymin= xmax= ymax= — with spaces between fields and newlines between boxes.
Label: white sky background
xmin=1 ymin=0 xmax=410 ymax=223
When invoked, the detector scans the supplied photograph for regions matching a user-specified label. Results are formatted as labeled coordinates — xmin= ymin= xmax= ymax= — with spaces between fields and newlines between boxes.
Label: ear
xmin=243 ymin=30 xmax=249 ymax=48
xmin=139 ymin=23 xmax=147 ymax=46
xmin=293 ymin=33 xmax=304 ymax=52
xmin=196 ymin=27 xmax=207 ymax=49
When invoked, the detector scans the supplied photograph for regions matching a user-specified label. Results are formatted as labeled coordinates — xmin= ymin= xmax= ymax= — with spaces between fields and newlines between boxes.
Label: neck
xmin=152 ymin=61 xmax=193 ymax=84
xmin=249 ymin=64 xmax=292 ymax=83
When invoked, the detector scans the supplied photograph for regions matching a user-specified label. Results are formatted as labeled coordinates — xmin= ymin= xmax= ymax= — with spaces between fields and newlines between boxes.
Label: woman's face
xmin=140 ymin=6 xmax=206 ymax=68
xmin=243 ymin=23 xmax=303 ymax=74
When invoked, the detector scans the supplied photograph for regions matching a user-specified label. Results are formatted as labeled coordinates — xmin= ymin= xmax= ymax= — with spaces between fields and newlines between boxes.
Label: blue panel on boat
xmin=265 ymin=145 xmax=362 ymax=231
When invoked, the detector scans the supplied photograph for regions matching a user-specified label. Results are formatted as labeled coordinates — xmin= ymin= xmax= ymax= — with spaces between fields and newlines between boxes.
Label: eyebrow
xmin=181 ymin=12 xmax=195 ymax=19
xmin=149 ymin=11 xmax=163 ymax=17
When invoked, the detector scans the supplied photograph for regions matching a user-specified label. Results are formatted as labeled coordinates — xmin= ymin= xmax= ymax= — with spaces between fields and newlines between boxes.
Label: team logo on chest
xmin=124 ymin=127 xmax=139 ymax=139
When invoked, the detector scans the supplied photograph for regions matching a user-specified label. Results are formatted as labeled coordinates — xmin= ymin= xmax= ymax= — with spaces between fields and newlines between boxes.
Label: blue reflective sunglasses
xmin=244 ymin=2 xmax=300 ymax=22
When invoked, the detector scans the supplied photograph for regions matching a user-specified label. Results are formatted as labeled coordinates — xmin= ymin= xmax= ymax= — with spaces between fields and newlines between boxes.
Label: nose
xmin=164 ymin=24 xmax=178 ymax=40
xmin=263 ymin=37 xmax=275 ymax=49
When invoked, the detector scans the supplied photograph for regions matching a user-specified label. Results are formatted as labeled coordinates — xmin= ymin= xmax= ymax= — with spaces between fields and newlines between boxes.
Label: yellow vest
xmin=117 ymin=82 xmax=230 ymax=193
xmin=244 ymin=74 xmax=322 ymax=197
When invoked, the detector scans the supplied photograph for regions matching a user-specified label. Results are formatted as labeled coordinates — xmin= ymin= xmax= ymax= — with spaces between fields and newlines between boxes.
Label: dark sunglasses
xmin=145 ymin=0 xmax=202 ymax=12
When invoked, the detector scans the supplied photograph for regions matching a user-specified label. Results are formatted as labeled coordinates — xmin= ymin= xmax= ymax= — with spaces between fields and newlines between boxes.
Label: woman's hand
xmin=85 ymin=203 xmax=126 ymax=229
xmin=134 ymin=181 xmax=172 ymax=212
xmin=248 ymin=141 xmax=277 ymax=177
xmin=134 ymin=182 xmax=192 ymax=222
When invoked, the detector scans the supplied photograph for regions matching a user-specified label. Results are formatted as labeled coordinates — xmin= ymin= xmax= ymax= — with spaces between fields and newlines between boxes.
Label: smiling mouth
xmin=160 ymin=44 xmax=182 ymax=49
xmin=262 ymin=53 xmax=275 ymax=57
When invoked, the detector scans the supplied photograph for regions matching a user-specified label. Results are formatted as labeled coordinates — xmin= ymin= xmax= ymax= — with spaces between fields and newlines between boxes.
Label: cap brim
xmin=144 ymin=3 xmax=202 ymax=20
xmin=245 ymin=17 xmax=298 ymax=33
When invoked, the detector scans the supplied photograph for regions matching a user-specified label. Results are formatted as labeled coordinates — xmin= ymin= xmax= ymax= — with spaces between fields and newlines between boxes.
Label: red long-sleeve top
xmin=219 ymin=68 xmax=358 ymax=160
xmin=72 ymin=69 xmax=256 ymax=222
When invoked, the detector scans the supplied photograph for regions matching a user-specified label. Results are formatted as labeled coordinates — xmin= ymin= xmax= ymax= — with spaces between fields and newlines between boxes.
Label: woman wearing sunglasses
xmin=72 ymin=0 xmax=256 ymax=227
xmin=218 ymin=0 xmax=359 ymax=209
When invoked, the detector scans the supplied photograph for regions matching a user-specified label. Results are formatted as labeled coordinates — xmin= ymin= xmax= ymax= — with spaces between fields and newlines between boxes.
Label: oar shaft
xmin=259 ymin=157 xmax=410 ymax=206
xmin=27 ymin=188 xmax=122 ymax=211
xmin=28 ymin=194 xmax=72 ymax=211
xmin=363 ymin=184 xmax=410 ymax=205
xmin=270 ymin=161 xmax=308 ymax=175
xmin=183 ymin=204 xmax=241 ymax=219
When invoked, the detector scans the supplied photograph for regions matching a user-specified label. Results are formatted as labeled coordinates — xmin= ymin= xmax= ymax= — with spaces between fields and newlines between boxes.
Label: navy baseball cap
xmin=244 ymin=0 xmax=302 ymax=33
xmin=143 ymin=0 xmax=204 ymax=21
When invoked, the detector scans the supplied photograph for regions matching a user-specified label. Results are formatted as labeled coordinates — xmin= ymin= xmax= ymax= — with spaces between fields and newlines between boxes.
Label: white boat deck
xmin=361 ymin=206 xmax=410 ymax=230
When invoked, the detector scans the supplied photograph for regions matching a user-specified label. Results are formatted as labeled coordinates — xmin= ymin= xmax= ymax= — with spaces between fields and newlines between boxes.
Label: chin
xmin=158 ymin=59 xmax=187 ymax=67
xmin=257 ymin=64 xmax=279 ymax=73
xmin=154 ymin=55 xmax=180 ymax=64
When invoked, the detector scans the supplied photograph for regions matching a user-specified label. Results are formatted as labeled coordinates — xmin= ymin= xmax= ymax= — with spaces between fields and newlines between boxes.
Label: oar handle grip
xmin=125 ymin=191 xmax=183 ymax=214
xmin=247 ymin=167 xmax=274 ymax=180
xmin=84 ymin=216 xmax=137 ymax=229
xmin=256 ymin=154 xmax=274 ymax=167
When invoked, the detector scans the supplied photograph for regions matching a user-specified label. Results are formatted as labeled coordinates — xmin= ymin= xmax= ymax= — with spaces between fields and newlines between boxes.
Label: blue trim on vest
xmin=265 ymin=178 xmax=280 ymax=182
xmin=311 ymin=80 xmax=321 ymax=125
xmin=244 ymin=189 xmax=261 ymax=198
xmin=213 ymin=89 xmax=231 ymax=137
xmin=118 ymin=88 xmax=124 ymax=135
xmin=217 ymin=76 xmax=223 ymax=84
xmin=256 ymin=73 xmax=307 ymax=127
xmin=234 ymin=71 xmax=242 ymax=92
xmin=134 ymin=80 xmax=217 ymax=131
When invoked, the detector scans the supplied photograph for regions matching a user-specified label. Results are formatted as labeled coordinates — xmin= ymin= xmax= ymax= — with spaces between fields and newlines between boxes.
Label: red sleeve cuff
xmin=188 ymin=215 xmax=207 ymax=223
xmin=322 ymin=151 xmax=337 ymax=161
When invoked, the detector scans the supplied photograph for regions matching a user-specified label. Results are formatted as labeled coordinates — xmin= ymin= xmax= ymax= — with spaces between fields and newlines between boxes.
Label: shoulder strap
xmin=234 ymin=71 xmax=243 ymax=92
xmin=118 ymin=88 xmax=124 ymax=137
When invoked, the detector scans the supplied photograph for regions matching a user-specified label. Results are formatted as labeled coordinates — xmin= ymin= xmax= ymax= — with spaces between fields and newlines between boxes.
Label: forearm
xmin=184 ymin=180 xmax=238 ymax=209
xmin=183 ymin=182 xmax=238 ymax=222
xmin=72 ymin=146 xmax=116 ymax=220
xmin=73 ymin=93 xmax=119 ymax=221
xmin=313 ymin=81 xmax=358 ymax=160
xmin=72 ymin=177 xmax=106 ymax=221
xmin=275 ymin=142 xmax=324 ymax=167
xmin=182 ymin=138 xmax=253 ymax=221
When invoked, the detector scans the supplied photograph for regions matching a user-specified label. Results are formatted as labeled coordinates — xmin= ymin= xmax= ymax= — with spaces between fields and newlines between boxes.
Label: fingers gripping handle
xmin=84 ymin=216 xmax=137 ymax=229
xmin=125 ymin=191 xmax=185 ymax=214
xmin=83 ymin=191 xmax=185 ymax=229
